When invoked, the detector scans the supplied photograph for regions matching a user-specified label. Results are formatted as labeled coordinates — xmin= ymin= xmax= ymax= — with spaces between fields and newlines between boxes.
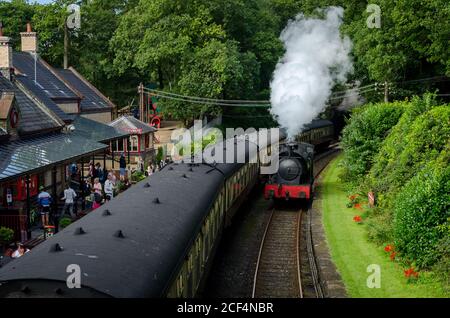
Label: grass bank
xmin=320 ymin=155 xmax=448 ymax=298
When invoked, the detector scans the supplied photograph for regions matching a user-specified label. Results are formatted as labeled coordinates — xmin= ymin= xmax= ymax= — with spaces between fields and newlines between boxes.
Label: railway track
xmin=252 ymin=147 xmax=339 ymax=298
xmin=252 ymin=207 xmax=303 ymax=298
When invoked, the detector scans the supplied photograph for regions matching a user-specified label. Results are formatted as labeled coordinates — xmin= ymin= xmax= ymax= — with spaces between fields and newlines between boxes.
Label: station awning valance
xmin=0 ymin=133 xmax=108 ymax=182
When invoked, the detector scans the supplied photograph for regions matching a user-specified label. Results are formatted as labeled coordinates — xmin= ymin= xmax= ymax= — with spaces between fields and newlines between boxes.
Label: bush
xmin=368 ymin=94 xmax=444 ymax=199
xmin=393 ymin=156 xmax=450 ymax=269
xmin=339 ymin=101 xmax=405 ymax=183
xmin=433 ymin=234 xmax=450 ymax=291
xmin=131 ymin=171 xmax=146 ymax=182
xmin=155 ymin=147 xmax=164 ymax=163
xmin=366 ymin=208 xmax=395 ymax=244
xmin=0 ymin=227 xmax=14 ymax=246
xmin=115 ymin=180 xmax=126 ymax=193
xmin=59 ymin=217 xmax=73 ymax=229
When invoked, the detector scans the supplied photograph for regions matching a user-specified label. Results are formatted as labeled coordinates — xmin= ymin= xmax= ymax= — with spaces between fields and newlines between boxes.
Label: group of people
xmin=37 ymin=184 xmax=78 ymax=228
xmin=36 ymin=156 xmax=171 ymax=228
xmin=84 ymin=169 xmax=117 ymax=210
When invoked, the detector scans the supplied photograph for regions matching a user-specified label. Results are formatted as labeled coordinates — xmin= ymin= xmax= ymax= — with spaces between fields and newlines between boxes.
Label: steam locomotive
xmin=264 ymin=119 xmax=334 ymax=201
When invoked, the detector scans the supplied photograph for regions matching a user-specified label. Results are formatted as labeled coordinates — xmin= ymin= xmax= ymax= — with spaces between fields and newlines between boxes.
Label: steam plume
xmin=270 ymin=7 xmax=353 ymax=139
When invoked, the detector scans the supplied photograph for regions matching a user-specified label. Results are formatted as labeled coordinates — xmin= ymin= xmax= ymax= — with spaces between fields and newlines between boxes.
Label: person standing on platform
xmin=38 ymin=186 xmax=52 ymax=228
xmin=138 ymin=156 xmax=145 ymax=173
xmin=93 ymin=178 xmax=102 ymax=196
xmin=119 ymin=153 xmax=126 ymax=181
xmin=61 ymin=184 xmax=77 ymax=219
xmin=104 ymin=174 xmax=115 ymax=201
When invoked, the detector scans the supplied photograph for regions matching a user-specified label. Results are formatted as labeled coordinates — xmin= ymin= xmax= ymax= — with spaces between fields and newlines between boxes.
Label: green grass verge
xmin=320 ymin=155 xmax=448 ymax=298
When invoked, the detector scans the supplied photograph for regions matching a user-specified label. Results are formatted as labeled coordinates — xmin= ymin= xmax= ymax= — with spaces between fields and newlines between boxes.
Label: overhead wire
xmin=141 ymin=75 xmax=448 ymax=107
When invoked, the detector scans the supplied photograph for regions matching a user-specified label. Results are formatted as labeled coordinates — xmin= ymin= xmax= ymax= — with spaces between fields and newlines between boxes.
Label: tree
xmin=0 ymin=0 xmax=35 ymax=49
xmin=347 ymin=0 xmax=449 ymax=100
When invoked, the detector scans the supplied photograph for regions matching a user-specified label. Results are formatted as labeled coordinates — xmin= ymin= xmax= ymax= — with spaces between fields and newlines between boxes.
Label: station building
xmin=0 ymin=24 xmax=155 ymax=242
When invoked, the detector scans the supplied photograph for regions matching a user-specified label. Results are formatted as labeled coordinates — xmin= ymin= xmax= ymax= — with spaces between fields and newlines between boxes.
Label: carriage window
xmin=177 ymin=274 xmax=184 ymax=297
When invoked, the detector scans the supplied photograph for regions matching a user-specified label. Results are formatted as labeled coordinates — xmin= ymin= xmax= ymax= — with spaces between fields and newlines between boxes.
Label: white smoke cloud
xmin=337 ymin=81 xmax=365 ymax=111
xmin=270 ymin=6 xmax=353 ymax=139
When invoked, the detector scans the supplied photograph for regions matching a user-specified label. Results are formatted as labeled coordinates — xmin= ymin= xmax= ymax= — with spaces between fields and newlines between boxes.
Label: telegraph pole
xmin=384 ymin=81 xmax=389 ymax=103
xmin=64 ymin=23 xmax=69 ymax=69
xmin=139 ymin=83 xmax=144 ymax=122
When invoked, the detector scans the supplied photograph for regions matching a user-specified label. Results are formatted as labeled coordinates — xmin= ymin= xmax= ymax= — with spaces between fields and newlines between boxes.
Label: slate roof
xmin=109 ymin=116 xmax=156 ymax=135
xmin=0 ymin=75 xmax=63 ymax=135
xmin=57 ymin=68 xmax=114 ymax=111
xmin=0 ymin=132 xmax=108 ymax=182
xmin=15 ymin=75 xmax=73 ymax=122
xmin=71 ymin=115 xmax=129 ymax=143
xmin=12 ymin=52 xmax=78 ymax=99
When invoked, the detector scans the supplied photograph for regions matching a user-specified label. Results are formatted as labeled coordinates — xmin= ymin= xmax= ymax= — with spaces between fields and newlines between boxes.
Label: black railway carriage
xmin=296 ymin=119 xmax=334 ymax=149
xmin=0 ymin=140 xmax=260 ymax=298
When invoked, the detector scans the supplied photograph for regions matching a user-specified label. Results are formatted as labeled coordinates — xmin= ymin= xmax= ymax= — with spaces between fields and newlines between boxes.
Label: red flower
xmin=404 ymin=268 xmax=419 ymax=278
xmin=354 ymin=203 xmax=363 ymax=210
xmin=390 ymin=252 xmax=396 ymax=260
xmin=384 ymin=245 xmax=394 ymax=252
xmin=353 ymin=215 xmax=362 ymax=223
xmin=349 ymin=195 xmax=356 ymax=201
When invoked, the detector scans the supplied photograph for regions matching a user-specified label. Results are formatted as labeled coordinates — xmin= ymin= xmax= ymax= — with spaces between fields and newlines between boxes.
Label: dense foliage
xmin=0 ymin=0 xmax=448 ymax=124
xmin=59 ymin=217 xmax=72 ymax=229
xmin=393 ymin=155 xmax=449 ymax=268
xmin=340 ymin=95 xmax=450 ymax=272
xmin=339 ymin=102 xmax=404 ymax=184
xmin=0 ymin=226 xmax=14 ymax=246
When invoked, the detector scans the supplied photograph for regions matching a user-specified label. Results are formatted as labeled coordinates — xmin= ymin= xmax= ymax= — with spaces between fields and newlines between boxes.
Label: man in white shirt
xmin=61 ymin=184 xmax=77 ymax=218
xmin=104 ymin=174 xmax=115 ymax=201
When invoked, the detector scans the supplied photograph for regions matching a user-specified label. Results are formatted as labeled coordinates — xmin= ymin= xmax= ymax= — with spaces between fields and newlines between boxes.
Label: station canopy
xmin=0 ymin=132 xmax=108 ymax=182
xmin=71 ymin=116 xmax=130 ymax=143
xmin=109 ymin=115 xmax=157 ymax=135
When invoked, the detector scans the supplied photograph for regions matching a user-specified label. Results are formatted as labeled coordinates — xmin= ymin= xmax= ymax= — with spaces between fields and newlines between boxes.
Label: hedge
xmin=393 ymin=154 xmax=450 ymax=268
xmin=369 ymin=103 xmax=450 ymax=207
xmin=340 ymin=94 xmax=450 ymax=269
xmin=339 ymin=101 xmax=405 ymax=184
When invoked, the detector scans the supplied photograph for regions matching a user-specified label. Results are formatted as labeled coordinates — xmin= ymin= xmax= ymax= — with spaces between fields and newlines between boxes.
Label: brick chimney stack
xmin=0 ymin=23 xmax=13 ymax=80
xmin=20 ymin=22 xmax=37 ymax=53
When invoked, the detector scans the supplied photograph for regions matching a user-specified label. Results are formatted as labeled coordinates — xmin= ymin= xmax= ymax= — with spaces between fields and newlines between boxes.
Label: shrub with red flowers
xmin=347 ymin=194 xmax=361 ymax=208
xmin=404 ymin=267 xmax=419 ymax=283
xmin=384 ymin=244 xmax=397 ymax=261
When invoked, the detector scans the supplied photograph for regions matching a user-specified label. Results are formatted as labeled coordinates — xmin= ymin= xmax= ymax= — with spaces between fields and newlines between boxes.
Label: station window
xmin=129 ymin=135 xmax=139 ymax=152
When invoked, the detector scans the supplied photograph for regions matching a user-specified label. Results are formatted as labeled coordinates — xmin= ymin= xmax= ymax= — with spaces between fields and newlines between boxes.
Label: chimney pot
xmin=26 ymin=22 xmax=32 ymax=33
